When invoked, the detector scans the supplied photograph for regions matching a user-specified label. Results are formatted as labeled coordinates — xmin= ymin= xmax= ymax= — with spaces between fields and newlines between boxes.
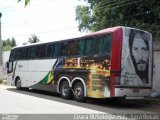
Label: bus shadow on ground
xmin=6 ymin=87 xmax=160 ymax=114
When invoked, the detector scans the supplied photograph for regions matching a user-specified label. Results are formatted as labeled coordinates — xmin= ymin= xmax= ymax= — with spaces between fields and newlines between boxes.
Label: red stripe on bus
xmin=110 ymin=28 xmax=123 ymax=97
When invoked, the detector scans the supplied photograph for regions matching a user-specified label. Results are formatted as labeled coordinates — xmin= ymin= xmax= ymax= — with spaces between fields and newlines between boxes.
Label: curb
xmin=128 ymin=97 xmax=160 ymax=105
xmin=144 ymin=97 xmax=160 ymax=105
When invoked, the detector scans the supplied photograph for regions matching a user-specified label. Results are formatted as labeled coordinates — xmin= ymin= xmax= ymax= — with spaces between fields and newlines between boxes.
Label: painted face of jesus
xmin=132 ymin=34 xmax=149 ymax=71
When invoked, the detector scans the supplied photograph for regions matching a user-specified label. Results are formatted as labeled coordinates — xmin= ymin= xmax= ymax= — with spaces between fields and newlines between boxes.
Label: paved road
xmin=0 ymin=85 xmax=160 ymax=120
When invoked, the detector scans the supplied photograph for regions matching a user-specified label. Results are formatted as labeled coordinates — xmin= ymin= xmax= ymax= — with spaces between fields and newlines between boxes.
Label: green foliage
xmin=22 ymin=42 xmax=27 ymax=45
xmin=76 ymin=5 xmax=93 ymax=32
xmin=18 ymin=0 xmax=30 ymax=6
xmin=3 ymin=38 xmax=17 ymax=51
xmin=76 ymin=0 xmax=160 ymax=39
xmin=28 ymin=34 xmax=40 ymax=43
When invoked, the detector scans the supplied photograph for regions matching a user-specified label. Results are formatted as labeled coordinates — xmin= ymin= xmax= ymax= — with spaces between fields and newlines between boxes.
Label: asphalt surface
xmin=0 ymin=85 xmax=160 ymax=120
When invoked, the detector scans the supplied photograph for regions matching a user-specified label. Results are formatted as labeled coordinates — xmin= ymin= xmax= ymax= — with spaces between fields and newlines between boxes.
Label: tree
xmin=3 ymin=38 xmax=17 ymax=51
xmin=76 ymin=5 xmax=93 ymax=32
xmin=76 ymin=0 xmax=160 ymax=39
xmin=22 ymin=42 xmax=27 ymax=45
xmin=11 ymin=38 xmax=16 ymax=47
xmin=18 ymin=0 xmax=30 ymax=6
xmin=28 ymin=34 xmax=40 ymax=43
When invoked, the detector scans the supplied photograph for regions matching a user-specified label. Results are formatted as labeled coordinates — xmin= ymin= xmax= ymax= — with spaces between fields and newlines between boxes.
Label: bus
xmin=7 ymin=26 xmax=153 ymax=102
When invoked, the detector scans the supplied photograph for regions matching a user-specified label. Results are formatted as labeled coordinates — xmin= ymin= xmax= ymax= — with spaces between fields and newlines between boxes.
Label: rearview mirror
xmin=7 ymin=61 xmax=13 ymax=74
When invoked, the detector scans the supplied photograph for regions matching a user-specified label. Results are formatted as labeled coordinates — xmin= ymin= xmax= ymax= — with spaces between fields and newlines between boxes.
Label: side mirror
xmin=6 ymin=62 xmax=9 ymax=69
xmin=6 ymin=61 xmax=13 ymax=74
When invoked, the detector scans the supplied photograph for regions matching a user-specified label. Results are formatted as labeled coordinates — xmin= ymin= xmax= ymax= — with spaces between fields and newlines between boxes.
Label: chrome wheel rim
xmin=62 ymin=85 xmax=69 ymax=96
xmin=74 ymin=86 xmax=82 ymax=98
xmin=16 ymin=79 xmax=21 ymax=88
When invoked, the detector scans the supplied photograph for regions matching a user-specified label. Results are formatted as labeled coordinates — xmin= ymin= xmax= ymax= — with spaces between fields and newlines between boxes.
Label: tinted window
xmin=60 ymin=42 xmax=68 ymax=56
xmin=36 ymin=45 xmax=46 ymax=58
xmin=103 ymin=34 xmax=112 ymax=54
xmin=53 ymin=43 xmax=60 ymax=57
xmin=24 ymin=47 xmax=31 ymax=59
xmin=17 ymin=48 xmax=23 ymax=59
xmin=77 ymin=39 xmax=85 ymax=56
xmin=9 ymin=34 xmax=112 ymax=60
xmin=20 ymin=48 xmax=25 ymax=59
xmin=30 ymin=46 xmax=37 ymax=59
xmin=94 ymin=37 xmax=101 ymax=55
xmin=10 ymin=48 xmax=25 ymax=60
xmin=85 ymin=37 xmax=94 ymax=56
xmin=67 ymin=40 xmax=76 ymax=56
xmin=10 ymin=49 xmax=16 ymax=60
xmin=95 ymin=34 xmax=112 ymax=55
xmin=46 ymin=44 xmax=53 ymax=57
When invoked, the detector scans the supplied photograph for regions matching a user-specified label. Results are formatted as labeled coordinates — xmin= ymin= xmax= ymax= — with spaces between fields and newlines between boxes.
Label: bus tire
xmin=73 ymin=82 xmax=86 ymax=102
xmin=16 ymin=78 xmax=22 ymax=90
xmin=59 ymin=81 xmax=72 ymax=99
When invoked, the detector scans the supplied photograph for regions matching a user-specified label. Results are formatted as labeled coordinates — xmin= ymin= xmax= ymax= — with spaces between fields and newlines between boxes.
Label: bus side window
xmin=85 ymin=37 xmax=94 ymax=56
xmin=67 ymin=40 xmax=76 ymax=56
xmin=98 ymin=36 xmax=104 ymax=55
xmin=37 ymin=45 xmax=46 ymax=58
xmin=47 ymin=44 xmax=53 ymax=58
xmin=21 ymin=48 xmax=25 ymax=60
xmin=17 ymin=48 xmax=23 ymax=60
xmin=60 ymin=41 xmax=68 ymax=56
xmin=14 ymin=49 xmax=18 ymax=60
xmin=30 ymin=46 xmax=37 ymax=59
xmin=104 ymin=34 xmax=112 ymax=54
xmin=53 ymin=43 xmax=60 ymax=57
xmin=24 ymin=47 xmax=30 ymax=59
xmin=94 ymin=37 xmax=102 ymax=55
xmin=102 ymin=34 xmax=112 ymax=55
xmin=10 ymin=49 xmax=16 ymax=60
xmin=74 ymin=40 xmax=79 ymax=55
xmin=78 ymin=39 xmax=85 ymax=56
xmin=96 ymin=34 xmax=112 ymax=56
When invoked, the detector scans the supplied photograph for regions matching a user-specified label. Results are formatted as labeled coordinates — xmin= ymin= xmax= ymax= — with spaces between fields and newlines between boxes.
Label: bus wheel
xmin=73 ymin=82 xmax=86 ymax=102
xmin=16 ymin=78 xmax=22 ymax=90
xmin=59 ymin=81 xmax=72 ymax=99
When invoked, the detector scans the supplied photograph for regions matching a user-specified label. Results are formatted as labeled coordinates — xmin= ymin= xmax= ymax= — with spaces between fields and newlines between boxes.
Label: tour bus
xmin=7 ymin=26 xmax=153 ymax=102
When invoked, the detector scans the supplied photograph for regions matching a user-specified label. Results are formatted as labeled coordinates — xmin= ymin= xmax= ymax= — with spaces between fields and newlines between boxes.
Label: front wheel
xmin=16 ymin=78 xmax=22 ymax=90
xmin=73 ymin=82 xmax=86 ymax=102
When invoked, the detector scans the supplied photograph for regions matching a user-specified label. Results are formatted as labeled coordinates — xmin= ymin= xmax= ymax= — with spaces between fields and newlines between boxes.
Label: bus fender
xmin=57 ymin=76 xmax=71 ymax=93
xmin=71 ymin=77 xmax=87 ymax=97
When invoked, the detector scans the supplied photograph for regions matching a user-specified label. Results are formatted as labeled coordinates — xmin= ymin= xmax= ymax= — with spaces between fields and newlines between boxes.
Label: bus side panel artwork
xmin=121 ymin=28 xmax=152 ymax=87
xmin=61 ymin=56 xmax=111 ymax=98
xmin=33 ymin=56 xmax=111 ymax=98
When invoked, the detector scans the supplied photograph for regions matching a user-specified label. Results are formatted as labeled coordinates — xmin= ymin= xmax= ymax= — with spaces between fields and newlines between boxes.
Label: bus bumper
xmin=114 ymin=88 xmax=152 ymax=98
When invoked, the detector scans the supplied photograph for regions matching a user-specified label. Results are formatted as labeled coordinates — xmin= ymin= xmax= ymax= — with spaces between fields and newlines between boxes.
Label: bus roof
xmin=84 ymin=26 xmax=122 ymax=37
xmin=12 ymin=26 xmax=147 ymax=50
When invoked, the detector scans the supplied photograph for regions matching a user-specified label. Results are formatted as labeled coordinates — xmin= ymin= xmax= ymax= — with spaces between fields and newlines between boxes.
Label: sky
xmin=0 ymin=0 xmax=87 ymax=45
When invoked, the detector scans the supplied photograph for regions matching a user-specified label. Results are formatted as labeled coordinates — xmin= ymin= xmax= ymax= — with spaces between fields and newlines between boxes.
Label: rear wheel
xmin=59 ymin=81 xmax=73 ymax=99
xmin=73 ymin=82 xmax=86 ymax=102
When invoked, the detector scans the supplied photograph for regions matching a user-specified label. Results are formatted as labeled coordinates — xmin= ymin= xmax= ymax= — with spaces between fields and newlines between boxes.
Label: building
xmin=0 ymin=51 xmax=10 ymax=79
